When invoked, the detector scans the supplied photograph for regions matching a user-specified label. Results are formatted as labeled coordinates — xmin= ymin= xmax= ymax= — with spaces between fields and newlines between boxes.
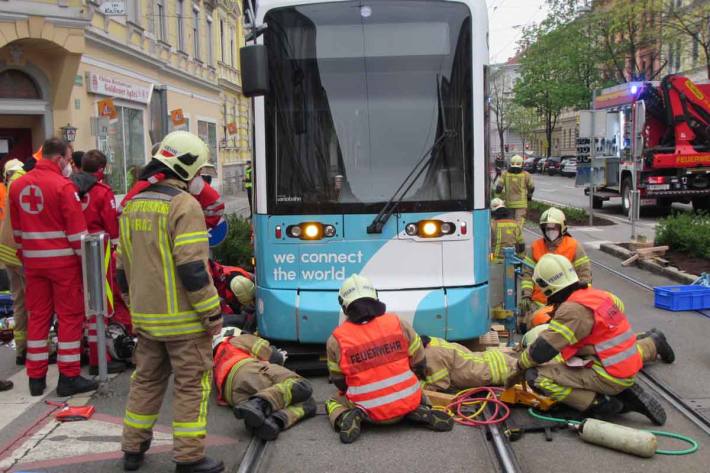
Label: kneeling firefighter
xmin=213 ymin=328 xmax=315 ymax=440
xmin=421 ymin=336 xmax=518 ymax=392
xmin=507 ymin=254 xmax=667 ymax=425
xmin=325 ymin=274 xmax=453 ymax=444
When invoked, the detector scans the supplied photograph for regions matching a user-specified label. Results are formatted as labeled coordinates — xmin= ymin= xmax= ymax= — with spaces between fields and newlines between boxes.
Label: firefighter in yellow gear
xmin=117 ymin=131 xmax=224 ymax=473
xmin=421 ymin=336 xmax=518 ymax=392
xmin=507 ymin=255 xmax=670 ymax=425
xmin=520 ymin=207 xmax=591 ymax=330
xmin=212 ymin=327 xmax=316 ymax=441
xmin=495 ymin=155 xmax=534 ymax=226
xmin=490 ymin=198 xmax=524 ymax=310
xmin=0 ymin=159 xmax=26 ymax=365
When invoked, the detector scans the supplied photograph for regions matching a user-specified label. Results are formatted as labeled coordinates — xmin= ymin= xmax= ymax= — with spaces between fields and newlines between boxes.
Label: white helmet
xmin=230 ymin=275 xmax=255 ymax=305
xmin=211 ymin=326 xmax=241 ymax=351
xmin=533 ymin=254 xmax=579 ymax=298
xmin=338 ymin=274 xmax=378 ymax=309
xmin=491 ymin=198 xmax=506 ymax=212
xmin=153 ymin=131 xmax=210 ymax=181
xmin=3 ymin=159 xmax=23 ymax=180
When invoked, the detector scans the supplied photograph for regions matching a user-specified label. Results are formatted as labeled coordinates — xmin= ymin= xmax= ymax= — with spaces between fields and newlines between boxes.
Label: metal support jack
xmin=502 ymin=247 xmax=536 ymax=345
xmin=81 ymin=233 xmax=109 ymax=391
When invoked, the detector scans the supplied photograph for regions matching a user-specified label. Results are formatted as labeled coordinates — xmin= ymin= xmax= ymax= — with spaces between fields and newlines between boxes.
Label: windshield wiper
xmin=366 ymin=129 xmax=455 ymax=234
xmin=367 ymin=75 xmax=455 ymax=234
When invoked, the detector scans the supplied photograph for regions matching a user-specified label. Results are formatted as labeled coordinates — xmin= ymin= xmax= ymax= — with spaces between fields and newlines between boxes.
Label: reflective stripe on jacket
xmin=9 ymin=160 xmax=87 ymax=270
xmin=244 ymin=166 xmax=252 ymax=189
xmin=0 ymin=169 xmax=26 ymax=266
xmin=529 ymin=236 xmax=578 ymax=304
xmin=213 ymin=338 xmax=253 ymax=405
xmin=502 ymin=171 xmax=532 ymax=208
xmin=333 ymin=313 xmax=421 ymax=422
xmin=491 ymin=218 xmax=522 ymax=263
xmin=561 ymin=288 xmax=642 ymax=379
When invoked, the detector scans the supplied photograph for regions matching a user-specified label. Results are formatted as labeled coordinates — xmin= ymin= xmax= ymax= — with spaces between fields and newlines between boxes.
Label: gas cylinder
xmin=577 ymin=418 xmax=656 ymax=458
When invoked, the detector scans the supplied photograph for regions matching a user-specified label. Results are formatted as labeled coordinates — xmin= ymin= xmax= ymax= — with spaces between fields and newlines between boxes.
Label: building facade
xmin=0 ymin=0 xmax=251 ymax=196
xmin=489 ymin=61 xmax=525 ymax=157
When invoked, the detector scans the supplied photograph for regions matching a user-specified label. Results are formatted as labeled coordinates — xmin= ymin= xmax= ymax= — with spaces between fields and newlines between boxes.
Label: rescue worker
xmin=520 ymin=207 xmax=591 ymax=330
xmin=71 ymin=150 xmax=126 ymax=375
xmin=243 ymin=161 xmax=252 ymax=216
xmin=71 ymin=151 xmax=84 ymax=173
xmin=0 ymin=159 xmax=26 ymax=365
xmin=209 ymin=260 xmax=255 ymax=329
xmin=325 ymin=274 xmax=453 ymax=444
xmin=495 ymin=155 xmax=534 ymax=226
xmin=421 ymin=336 xmax=518 ymax=392
xmin=490 ymin=197 xmax=524 ymax=310
xmin=507 ymin=254 xmax=667 ymax=425
xmin=212 ymin=327 xmax=316 ymax=441
xmin=9 ymin=138 xmax=96 ymax=397
xmin=117 ymin=131 xmax=224 ymax=473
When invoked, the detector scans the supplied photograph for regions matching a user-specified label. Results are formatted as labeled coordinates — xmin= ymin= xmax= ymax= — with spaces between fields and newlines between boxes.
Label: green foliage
xmin=656 ymin=212 xmax=710 ymax=259
xmin=211 ymin=214 xmax=254 ymax=270
xmin=529 ymin=200 xmax=588 ymax=223
xmin=508 ymin=103 xmax=541 ymax=150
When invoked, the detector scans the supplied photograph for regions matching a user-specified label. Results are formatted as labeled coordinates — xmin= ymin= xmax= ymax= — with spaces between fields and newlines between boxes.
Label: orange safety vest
xmin=0 ymin=182 xmax=6 ymax=222
xmin=530 ymin=236 xmax=578 ymax=304
xmin=561 ymin=288 xmax=641 ymax=379
xmin=213 ymin=338 xmax=254 ymax=406
xmin=333 ymin=313 xmax=422 ymax=422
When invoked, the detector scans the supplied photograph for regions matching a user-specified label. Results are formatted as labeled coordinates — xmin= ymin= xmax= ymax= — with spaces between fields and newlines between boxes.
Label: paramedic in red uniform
xmin=10 ymin=137 xmax=98 ymax=397
xmin=71 ymin=149 xmax=127 ymax=375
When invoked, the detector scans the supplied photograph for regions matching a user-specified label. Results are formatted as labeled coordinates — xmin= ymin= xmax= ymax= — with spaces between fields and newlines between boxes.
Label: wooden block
xmin=636 ymin=245 xmax=669 ymax=256
xmin=424 ymin=389 xmax=456 ymax=408
xmin=629 ymin=240 xmax=653 ymax=251
xmin=622 ymin=253 xmax=640 ymax=266
xmin=491 ymin=324 xmax=506 ymax=332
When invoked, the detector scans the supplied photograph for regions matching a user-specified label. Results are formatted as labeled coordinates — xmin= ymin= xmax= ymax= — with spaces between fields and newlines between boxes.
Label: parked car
xmin=536 ymin=158 xmax=547 ymax=173
xmin=561 ymin=158 xmax=577 ymax=177
xmin=523 ymin=157 xmax=537 ymax=172
xmin=545 ymin=156 xmax=564 ymax=175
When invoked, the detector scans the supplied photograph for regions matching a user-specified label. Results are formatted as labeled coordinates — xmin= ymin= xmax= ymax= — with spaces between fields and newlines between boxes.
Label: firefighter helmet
xmin=539 ymin=207 xmax=567 ymax=234
xmin=106 ymin=323 xmax=136 ymax=361
xmin=212 ymin=326 xmax=242 ymax=351
xmin=3 ymin=159 xmax=23 ymax=180
xmin=152 ymin=131 xmax=210 ymax=181
xmin=491 ymin=198 xmax=506 ymax=212
xmin=230 ymin=275 xmax=255 ymax=305
xmin=338 ymin=274 xmax=378 ymax=309
xmin=510 ymin=155 xmax=524 ymax=168
xmin=533 ymin=254 xmax=579 ymax=298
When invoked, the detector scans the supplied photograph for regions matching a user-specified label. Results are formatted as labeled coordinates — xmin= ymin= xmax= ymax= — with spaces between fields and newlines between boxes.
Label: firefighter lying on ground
xmin=507 ymin=254 xmax=668 ymax=425
xmin=421 ymin=336 xmax=519 ymax=392
xmin=212 ymin=328 xmax=316 ymax=441
xmin=325 ymin=274 xmax=454 ymax=444
xmin=520 ymin=207 xmax=592 ymax=330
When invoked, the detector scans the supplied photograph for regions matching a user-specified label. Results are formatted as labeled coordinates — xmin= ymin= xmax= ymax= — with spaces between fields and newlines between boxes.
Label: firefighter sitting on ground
xmin=520 ymin=207 xmax=591 ymax=330
xmin=325 ymin=274 xmax=454 ymax=444
xmin=489 ymin=197 xmax=524 ymax=311
xmin=507 ymin=254 xmax=668 ymax=425
xmin=212 ymin=326 xmax=316 ymax=441
xmin=421 ymin=335 xmax=519 ymax=392
xmin=495 ymin=154 xmax=534 ymax=226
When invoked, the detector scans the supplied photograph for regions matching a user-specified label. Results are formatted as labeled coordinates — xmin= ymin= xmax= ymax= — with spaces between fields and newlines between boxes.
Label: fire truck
xmin=579 ymin=75 xmax=710 ymax=214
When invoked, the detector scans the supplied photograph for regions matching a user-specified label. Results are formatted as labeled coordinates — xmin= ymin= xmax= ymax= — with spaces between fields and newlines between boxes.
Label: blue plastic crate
xmin=654 ymin=285 xmax=710 ymax=311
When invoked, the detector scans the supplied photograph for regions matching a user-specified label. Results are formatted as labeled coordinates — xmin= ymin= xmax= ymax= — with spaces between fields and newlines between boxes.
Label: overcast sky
xmin=488 ymin=0 xmax=549 ymax=64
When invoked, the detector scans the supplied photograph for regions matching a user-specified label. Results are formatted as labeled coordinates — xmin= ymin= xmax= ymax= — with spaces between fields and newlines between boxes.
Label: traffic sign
xmin=209 ymin=218 xmax=229 ymax=247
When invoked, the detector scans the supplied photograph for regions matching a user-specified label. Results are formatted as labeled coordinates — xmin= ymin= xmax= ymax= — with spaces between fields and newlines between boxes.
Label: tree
xmin=508 ymin=103 xmax=541 ymax=153
xmin=661 ymin=0 xmax=710 ymax=79
xmin=490 ymin=65 xmax=516 ymax=159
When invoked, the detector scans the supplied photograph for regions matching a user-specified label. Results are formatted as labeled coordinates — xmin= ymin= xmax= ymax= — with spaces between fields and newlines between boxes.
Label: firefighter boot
xmin=233 ymin=397 xmax=272 ymax=428
xmin=586 ymin=394 xmax=624 ymax=419
xmin=29 ymin=377 xmax=46 ymax=397
xmin=56 ymin=374 xmax=99 ymax=397
xmin=16 ymin=351 xmax=25 ymax=366
xmin=618 ymin=384 xmax=666 ymax=426
xmin=405 ymin=405 xmax=455 ymax=431
xmin=90 ymin=360 xmax=127 ymax=376
xmin=337 ymin=408 xmax=363 ymax=444
xmin=174 ymin=457 xmax=225 ymax=473
xmin=648 ymin=329 xmax=675 ymax=364
xmin=123 ymin=440 xmax=151 ymax=471
xmin=256 ymin=397 xmax=317 ymax=441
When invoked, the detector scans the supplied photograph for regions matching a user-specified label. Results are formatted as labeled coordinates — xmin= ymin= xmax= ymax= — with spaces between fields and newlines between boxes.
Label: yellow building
xmin=0 ymin=0 xmax=250 ymax=195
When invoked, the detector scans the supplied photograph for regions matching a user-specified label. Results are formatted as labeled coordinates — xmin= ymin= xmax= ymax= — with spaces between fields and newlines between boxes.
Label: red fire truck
xmin=581 ymin=75 xmax=710 ymax=214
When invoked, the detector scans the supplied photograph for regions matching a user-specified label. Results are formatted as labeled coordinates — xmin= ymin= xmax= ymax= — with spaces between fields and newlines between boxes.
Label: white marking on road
xmin=584 ymin=240 xmax=612 ymax=250
xmin=568 ymin=227 xmax=604 ymax=232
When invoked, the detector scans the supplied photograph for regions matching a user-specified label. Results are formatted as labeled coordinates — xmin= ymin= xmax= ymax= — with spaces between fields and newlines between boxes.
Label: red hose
xmin=445 ymin=387 xmax=511 ymax=427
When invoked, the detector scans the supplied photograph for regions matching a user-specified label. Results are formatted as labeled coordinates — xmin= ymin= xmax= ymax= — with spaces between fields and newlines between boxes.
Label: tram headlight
xmin=408 ymin=220 xmax=456 ymax=238
xmin=287 ymin=222 xmax=337 ymax=240
xmin=405 ymin=223 xmax=418 ymax=236
xmin=421 ymin=221 xmax=439 ymax=237
xmin=440 ymin=222 xmax=455 ymax=234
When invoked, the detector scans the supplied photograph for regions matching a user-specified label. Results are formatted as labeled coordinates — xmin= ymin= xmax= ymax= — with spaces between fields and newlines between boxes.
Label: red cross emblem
xmin=19 ymin=185 xmax=44 ymax=214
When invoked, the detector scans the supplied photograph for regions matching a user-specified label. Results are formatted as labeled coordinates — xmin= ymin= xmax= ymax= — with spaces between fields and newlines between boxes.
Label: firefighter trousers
xmin=7 ymin=265 xmax=26 ymax=355
xmin=122 ymin=334 xmax=213 ymax=463
xmin=230 ymin=361 xmax=312 ymax=429
xmin=527 ymin=338 xmax=656 ymax=412
xmin=513 ymin=208 xmax=527 ymax=228
xmin=25 ymin=265 xmax=84 ymax=378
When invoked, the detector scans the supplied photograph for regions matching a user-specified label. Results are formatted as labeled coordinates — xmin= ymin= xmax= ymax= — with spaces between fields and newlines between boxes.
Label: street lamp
xmin=61 ymin=123 xmax=77 ymax=143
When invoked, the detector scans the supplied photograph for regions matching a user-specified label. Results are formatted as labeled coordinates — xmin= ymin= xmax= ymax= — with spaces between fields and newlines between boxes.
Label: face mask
xmin=62 ymin=161 xmax=72 ymax=177
xmin=545 ymin=229 xmax=560 ymax=242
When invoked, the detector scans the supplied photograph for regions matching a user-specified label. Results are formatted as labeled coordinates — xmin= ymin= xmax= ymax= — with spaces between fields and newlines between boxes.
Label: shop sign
xmin=171 ymin=109 xmax=186 ymax=126
xmin=86 ymin=72 xmax=152 ymax=104
xmin=227 ymin=122 xmax=238 ymax=135
xmin=97 ymin=98 xmax=118 ymax=120
xmin=99 ymin=1 xmax=127 ymax=16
